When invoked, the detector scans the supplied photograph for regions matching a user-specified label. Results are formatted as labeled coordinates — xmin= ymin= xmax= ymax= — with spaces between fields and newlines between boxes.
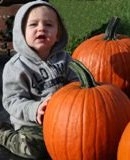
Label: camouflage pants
xmin=0 ymin=122 xmax=51 ymax=159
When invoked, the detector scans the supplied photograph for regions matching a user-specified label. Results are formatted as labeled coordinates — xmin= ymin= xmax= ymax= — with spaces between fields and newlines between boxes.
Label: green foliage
xmin=50 ymin=0 xmax=130 ymax=53
xmin=66 ymin=35 xmax=87 ymax=54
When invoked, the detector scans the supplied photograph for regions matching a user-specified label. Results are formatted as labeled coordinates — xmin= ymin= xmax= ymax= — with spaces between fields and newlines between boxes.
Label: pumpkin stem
xmin=69 ymin=60 xmax=98 ymax=88
xmin=104 ymin=16 xmax=120 ymax=40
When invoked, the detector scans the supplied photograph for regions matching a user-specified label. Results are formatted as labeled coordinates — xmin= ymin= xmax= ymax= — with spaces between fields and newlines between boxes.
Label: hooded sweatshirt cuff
xmin=28 ymin=101 xmax=41 ymax=122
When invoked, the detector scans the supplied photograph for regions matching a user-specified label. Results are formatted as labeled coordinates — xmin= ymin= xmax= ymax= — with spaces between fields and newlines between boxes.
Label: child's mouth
xmin=36 ymin=35 xmax=46 ymax=40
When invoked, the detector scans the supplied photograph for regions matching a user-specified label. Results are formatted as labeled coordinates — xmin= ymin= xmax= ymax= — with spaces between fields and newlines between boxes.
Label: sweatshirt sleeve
xmin=2 ymin=59 xmax=41 ymax=123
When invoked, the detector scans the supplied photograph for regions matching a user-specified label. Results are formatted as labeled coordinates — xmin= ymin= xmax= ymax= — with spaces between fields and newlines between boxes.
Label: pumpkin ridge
xmin=98 ymin=40 xmax=108 ymax=81
xmin=93 ymin=86 xmax=109 ymax=159
xmin=73 ymin=89 xmax=86 ymax=159
xmin=109 ymin=41 xmax=116 ymax=83
xmin=90 ymin=88 xmax=98 ymax=159
xmin=49 ymin=93 xmax=66 ymax=159
xmin=62 ymin=87 xmax=81 ymax=159
xmin=65 ymin=88 xmax=83 ymax=159
xmin=81 ymin=89 xmax=89 ymax=159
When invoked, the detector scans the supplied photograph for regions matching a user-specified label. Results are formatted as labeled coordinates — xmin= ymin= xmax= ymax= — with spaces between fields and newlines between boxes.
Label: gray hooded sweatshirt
xmin=2 ymin=1 xmax=78 ymax=130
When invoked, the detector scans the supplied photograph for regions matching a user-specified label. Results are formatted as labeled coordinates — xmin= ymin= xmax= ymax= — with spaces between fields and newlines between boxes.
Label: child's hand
xmin=36 ymin=95 xmax=51 ymax=125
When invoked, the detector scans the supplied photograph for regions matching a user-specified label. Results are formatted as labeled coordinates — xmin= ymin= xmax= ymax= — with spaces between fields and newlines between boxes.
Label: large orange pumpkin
xmin=117 ymin=122 xmax=130 ymax=160
xmin=72 ymin=17 xmax=130 ymax=98
xmin=43 ymin=60 xmax=130 ymax=160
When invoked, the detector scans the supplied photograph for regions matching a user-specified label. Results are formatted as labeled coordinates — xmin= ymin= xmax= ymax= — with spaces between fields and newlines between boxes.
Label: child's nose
xmin=38 ymin=23 xmax=45 ymax=31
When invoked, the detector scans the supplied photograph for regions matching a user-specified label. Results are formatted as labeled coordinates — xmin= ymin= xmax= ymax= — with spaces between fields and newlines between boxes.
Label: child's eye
xmin=46 ymin=23 xmax=53 ymax=27
xmin=29 ymin=23 xmax=37 ymax=26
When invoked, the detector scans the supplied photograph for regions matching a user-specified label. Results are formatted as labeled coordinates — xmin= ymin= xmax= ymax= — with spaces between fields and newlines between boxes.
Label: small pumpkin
xmin=43 ymin=60 xmax=130 ymax=160
xmin=117 ymin=122 xmax=130 ymax=160
xmin=72 ymin=17 xmax=130 ymax=98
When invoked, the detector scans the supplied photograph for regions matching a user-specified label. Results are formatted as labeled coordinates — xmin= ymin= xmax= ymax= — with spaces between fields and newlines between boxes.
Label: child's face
xmin=25 ymin=6 xmax=59 ymax=59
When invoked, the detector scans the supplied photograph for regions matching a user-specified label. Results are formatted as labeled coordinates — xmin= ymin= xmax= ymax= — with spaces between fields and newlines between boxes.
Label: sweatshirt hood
xmin=13 ymin=0 xmax=68 ymax=61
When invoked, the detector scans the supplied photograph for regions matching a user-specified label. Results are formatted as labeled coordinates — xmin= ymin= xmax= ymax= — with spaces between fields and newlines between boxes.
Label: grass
xmin=50 ymin=0 xmax=130 ymax=52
